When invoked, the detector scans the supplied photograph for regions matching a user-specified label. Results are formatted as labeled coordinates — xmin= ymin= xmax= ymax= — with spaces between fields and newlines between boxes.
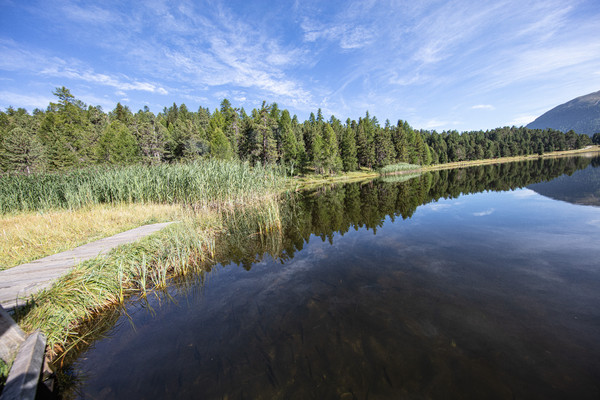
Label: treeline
xmin=422 ymin=127 xmax=592 ymax=163
xmin=0 ymin=87 xmax=592 ymax=175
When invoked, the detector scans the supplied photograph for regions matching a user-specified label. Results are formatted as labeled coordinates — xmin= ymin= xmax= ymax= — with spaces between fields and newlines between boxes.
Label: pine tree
xmin=280 ymin=110 xmax=298 ymax=164
xmin=340 ymin=119 xmax=358 ymax=171
xmin=96 ymin=121 xmax=140 ymax=164
xmin=210 ymin=127 xmax=233 ymax=160
xmin=1 ymin=127 xmax=43 ymax=174
xmin=373 ymin=121 xmax=396 ymax=168
xmin=321 ymin=124 xmax=341 ymax=174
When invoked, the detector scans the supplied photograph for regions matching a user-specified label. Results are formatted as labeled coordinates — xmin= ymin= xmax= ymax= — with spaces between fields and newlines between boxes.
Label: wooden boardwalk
xmin=0 ymin=222 xmax=174 ymax=310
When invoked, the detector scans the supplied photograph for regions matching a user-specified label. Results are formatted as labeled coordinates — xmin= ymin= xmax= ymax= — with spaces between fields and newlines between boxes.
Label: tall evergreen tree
xmin=340 ymin=119 xmax=358 ymax=171
xmin=96 ymin=121 xmax=140 ymax=164
xmin=1 ymin=127 xmax=43 ymax=174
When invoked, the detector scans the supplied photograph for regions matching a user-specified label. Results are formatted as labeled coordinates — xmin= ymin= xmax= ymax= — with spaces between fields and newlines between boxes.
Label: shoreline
xmin=1 ymin=147 xmax=598 ymax=370
xmin=291 ymin=145 xmax=600 ymax=187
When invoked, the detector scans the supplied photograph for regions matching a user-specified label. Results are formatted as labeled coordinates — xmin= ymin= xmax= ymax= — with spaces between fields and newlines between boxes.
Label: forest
xmin=0 ymin=87 xmax=593 ymax=175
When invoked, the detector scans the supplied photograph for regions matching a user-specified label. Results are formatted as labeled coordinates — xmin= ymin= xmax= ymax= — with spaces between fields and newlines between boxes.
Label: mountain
xmin=526 ymin=90 xmax=600 ymax=136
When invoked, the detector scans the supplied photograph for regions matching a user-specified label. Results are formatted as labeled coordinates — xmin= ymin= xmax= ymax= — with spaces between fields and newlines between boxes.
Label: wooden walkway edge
xmin=0 ymin=222 xmax=175 ymax=310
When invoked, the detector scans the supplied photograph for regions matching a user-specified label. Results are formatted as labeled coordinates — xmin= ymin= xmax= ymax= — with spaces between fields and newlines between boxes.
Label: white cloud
xmin=62 ymin=4 xmax=118 ymax=25
xmin=425 ymin=203 xmax=452 ymax=211
xmin=511 ymin=188 xmax=538 ymax=198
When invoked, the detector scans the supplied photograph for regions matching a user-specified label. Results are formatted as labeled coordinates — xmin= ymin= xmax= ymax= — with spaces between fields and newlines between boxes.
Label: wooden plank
xmin=0 ymin=222 xmax=174 ymax=310
xmin=0 ymin=305 xmax=25 ymax=364
xmin=0 ymin=330 xmax=46 ymax=400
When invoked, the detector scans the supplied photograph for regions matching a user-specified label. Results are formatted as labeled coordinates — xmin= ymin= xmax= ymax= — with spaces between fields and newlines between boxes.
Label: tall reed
xmin=378 ymin=163 xmax=421 ymax=175
xmin=0 ymin=160 xmax=287 ymax=214
xmin=15 ymin=217 xmax=216 ymax=355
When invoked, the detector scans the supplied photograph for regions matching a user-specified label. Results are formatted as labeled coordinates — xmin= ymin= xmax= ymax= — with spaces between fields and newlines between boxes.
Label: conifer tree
xmin=96 ymin=121 xmax=140 ymax=164
xmin=1 ymin=127 xmax=43 ymax=174
xmin=340 ymin=119 xmax=358 ymax=171
xmin=210 ymin=127 xmax=233 ymax=159
xmin=280 ymin=110 xmax=298 ymax=164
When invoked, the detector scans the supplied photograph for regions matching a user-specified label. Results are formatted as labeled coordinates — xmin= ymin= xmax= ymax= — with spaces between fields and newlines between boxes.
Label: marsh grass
xmin=378 ymin=163 xmax=421 ymax=175
xmin=0 ymin=358 xmax=9 ymax=390
xmin=14 ymin=216 xmax=217 ymax=356
xmin=0 ymin=160 xmax=286 ymax=214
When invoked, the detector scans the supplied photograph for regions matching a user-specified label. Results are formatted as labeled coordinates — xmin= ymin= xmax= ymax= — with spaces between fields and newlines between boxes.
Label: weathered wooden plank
xmin=0 ymin=305 xmax=25 ymax=364
xmin=0 ymin=222 xmax=174 ymax=310
xmin=0 ymin=330 xmax=46 ymax=400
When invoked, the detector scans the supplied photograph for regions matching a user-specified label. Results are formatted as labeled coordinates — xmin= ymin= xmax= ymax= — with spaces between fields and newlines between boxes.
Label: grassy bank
xmin=0 ymin=160 xmax=286 ymax=270
xmin=1 ymin=160 xmax=287 ymax=378
xmin=291 ymin=146 xmax=600 ymax=189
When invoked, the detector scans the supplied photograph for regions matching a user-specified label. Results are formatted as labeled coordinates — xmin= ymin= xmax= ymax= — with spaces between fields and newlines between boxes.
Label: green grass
xmin=0 ymin=160 xmax=287 ymax=214
xmin=378 ymin=163 xmax=421 ymax=175
xmin=0 ymin=358 xmax=10 ymax=390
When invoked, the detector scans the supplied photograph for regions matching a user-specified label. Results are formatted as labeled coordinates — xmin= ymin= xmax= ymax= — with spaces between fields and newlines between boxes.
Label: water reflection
xmin=217 ymin=155 xmax=598 ymax=269
xmin=62 ymin=156 xmax=600 ymax=400
xmin=528 ymin=156 xmax=600 ymax=206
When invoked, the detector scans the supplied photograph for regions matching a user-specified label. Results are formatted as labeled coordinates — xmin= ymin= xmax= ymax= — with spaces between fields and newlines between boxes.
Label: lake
xmin=61 ymin=156 xmax=600 ymax=399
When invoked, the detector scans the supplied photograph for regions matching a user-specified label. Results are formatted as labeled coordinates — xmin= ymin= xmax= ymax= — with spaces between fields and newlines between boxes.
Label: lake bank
xmin=1 ymin=151 xmax=599 ymax=391
xmin=4 ymin=147 xmax=599 ymax=271
xmin=58 ymin=156 xmax=600 ymax=399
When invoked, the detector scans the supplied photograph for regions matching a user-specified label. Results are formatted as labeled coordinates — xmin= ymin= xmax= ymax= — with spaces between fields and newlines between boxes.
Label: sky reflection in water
xmin=68 ymin=157 xmax=600 ymax=400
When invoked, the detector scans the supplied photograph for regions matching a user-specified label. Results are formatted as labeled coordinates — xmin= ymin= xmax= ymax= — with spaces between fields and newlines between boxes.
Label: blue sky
xmin=1 ymin=0 xmax=599 ymax=132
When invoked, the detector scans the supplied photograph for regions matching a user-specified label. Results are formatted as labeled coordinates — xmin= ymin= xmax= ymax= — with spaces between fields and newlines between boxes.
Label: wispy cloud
xmin=1 ymin=0 xmax=599 ymax=128
xmin=472 ymin=104 xmax=495 ymax=110
xmin=0 ymin=91 xmax=54 ymax=110
xmin=0 ymin=40 xmax=168 ymax=95
xmin=426 ymin=203 xmax=453 ymax=212
xmin=473 ymin=208 xmax=495 ymax=217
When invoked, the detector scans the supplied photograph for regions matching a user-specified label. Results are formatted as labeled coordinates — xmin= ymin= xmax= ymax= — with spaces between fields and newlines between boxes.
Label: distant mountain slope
xmin=526 ymin=90 xmax=600 ymax=136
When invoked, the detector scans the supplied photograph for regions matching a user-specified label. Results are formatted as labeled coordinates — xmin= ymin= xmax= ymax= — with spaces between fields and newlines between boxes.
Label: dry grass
xmin=0 ymin=203 xmax=182 ymax=270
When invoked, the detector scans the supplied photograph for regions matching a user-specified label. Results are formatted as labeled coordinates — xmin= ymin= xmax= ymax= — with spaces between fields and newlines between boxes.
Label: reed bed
xmin=380 ymin=172 xmax=422 ymax=184
xmin=378 ymin=163 xmax=421 ymax=175
xmin=0 ymin=160 xmax=287 ymax=214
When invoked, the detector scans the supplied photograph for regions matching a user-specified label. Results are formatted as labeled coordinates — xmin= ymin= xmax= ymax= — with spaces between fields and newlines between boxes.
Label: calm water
xmin=63 ymin=156 xmax=600 ymax=399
